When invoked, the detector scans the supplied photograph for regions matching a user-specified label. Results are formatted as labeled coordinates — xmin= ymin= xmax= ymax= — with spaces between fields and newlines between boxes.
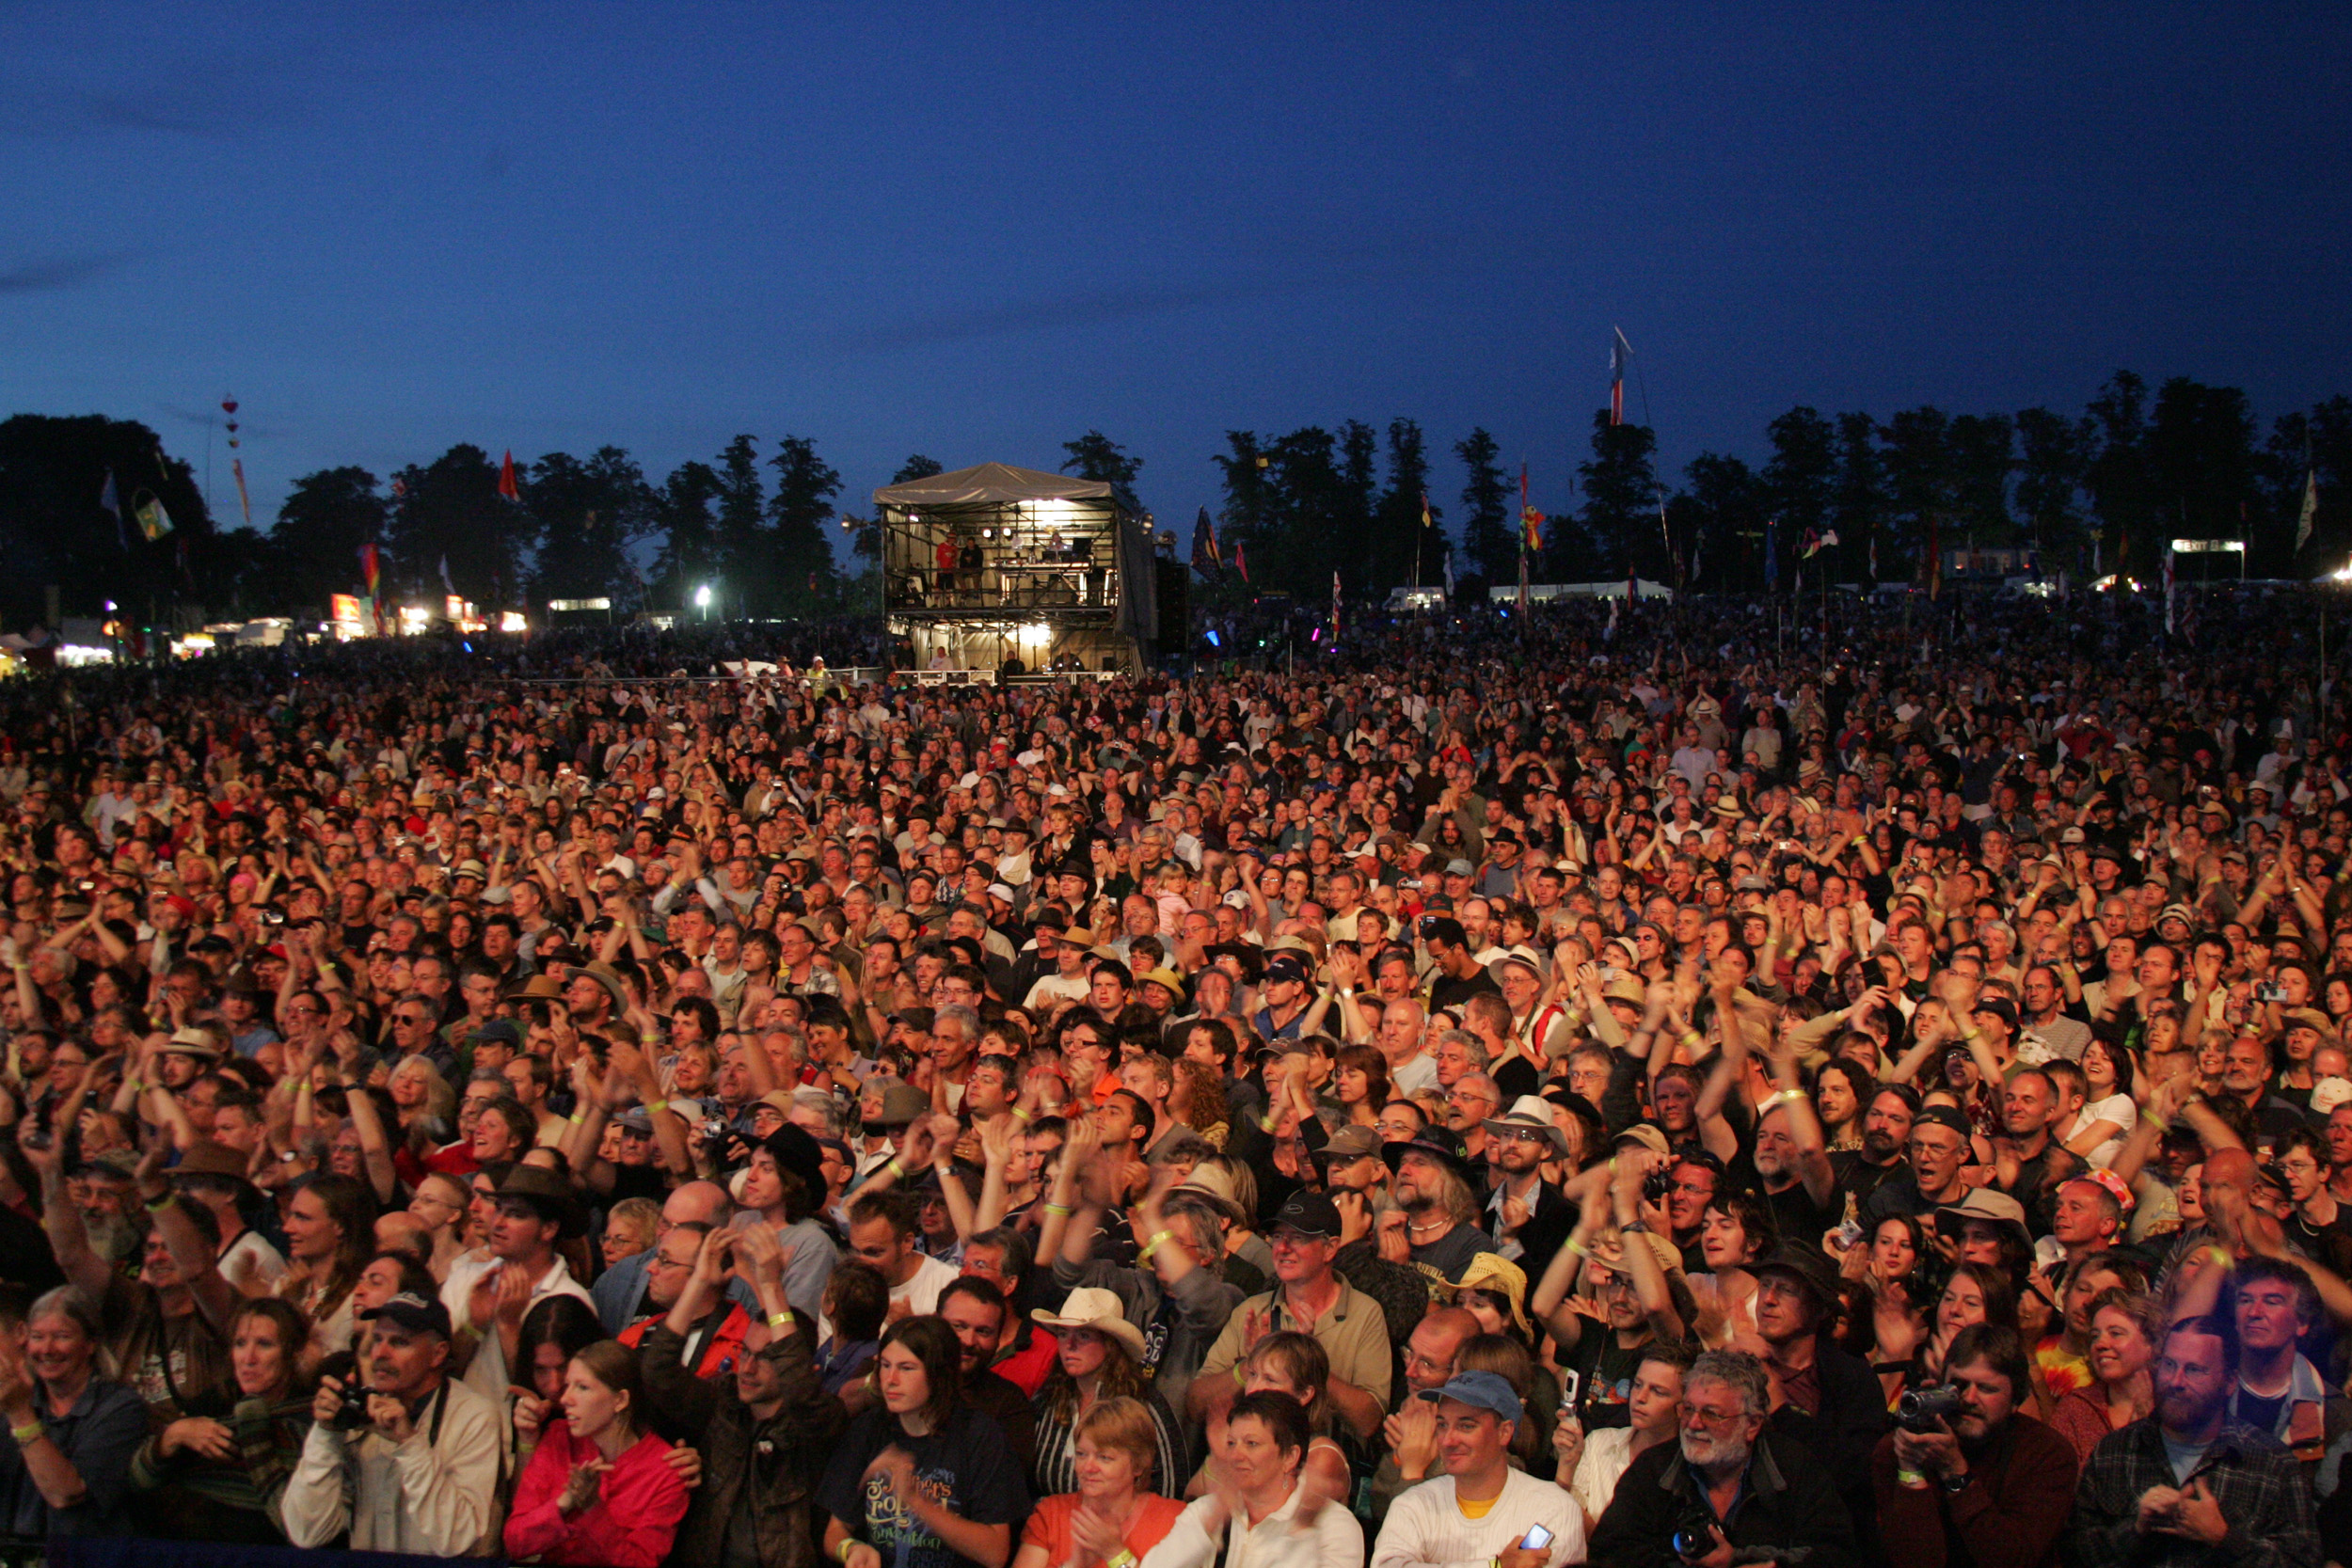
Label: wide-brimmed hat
xmin=1435 ymin=1252 xmax=1531 ymax=1334
xmin=1032 ymin=1287 xmax=1147 ymax=1359
xmin=1587 ymin=1229 xmax=1684 ymax=1282
xmin=576 ymin=963 xmax=632 ymax=1014
xmin=1749 ymin=1241 xmax=1839 ymax=1311
xmin=160 ymin=1027 xmax=224 ymax=1061
xmin=1483 ymin=1094 xmax=1570 ymax=1157
xmin=868 ymin=1083 xmax=930 ymax=1128
xmin=1932 ymin=1188 xmax=2031 ymax=1253
xmin=495 ymin=1164 xmax=585 ymax=1238
xmin=1383 ymin=1126 xmax=1478 ymax=1179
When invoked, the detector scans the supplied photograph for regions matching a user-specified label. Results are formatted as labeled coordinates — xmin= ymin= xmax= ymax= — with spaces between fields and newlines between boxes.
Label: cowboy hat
xmin=1482 ymin=1094 xmax=1570 ymax=1157
xmin=1031 ymin=1287 xmax=1147 ymax=1359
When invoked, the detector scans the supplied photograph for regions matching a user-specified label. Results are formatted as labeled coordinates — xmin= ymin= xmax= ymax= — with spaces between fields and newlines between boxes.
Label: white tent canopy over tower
xmin=876 ymin=461 xmax=1157 ymax=676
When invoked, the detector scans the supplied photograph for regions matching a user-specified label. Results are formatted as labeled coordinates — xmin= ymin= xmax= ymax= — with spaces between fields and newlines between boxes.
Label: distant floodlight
xmin=694 ymin=585 xmax=713 ymax=608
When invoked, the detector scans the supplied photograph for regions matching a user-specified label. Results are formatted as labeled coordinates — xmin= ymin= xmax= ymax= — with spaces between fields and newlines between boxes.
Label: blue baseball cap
xmin=1417 ymin=1370 xmax=1524 ymax=1426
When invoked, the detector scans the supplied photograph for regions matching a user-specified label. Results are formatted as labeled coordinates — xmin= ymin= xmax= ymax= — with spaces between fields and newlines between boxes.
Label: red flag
xmin=1234 ymin=542 xmax=1248 ymax=583
xmin=358 ymin=543 xmax=381 ymax=598
xmin=498 ymin=451 xmax=520 ymax=502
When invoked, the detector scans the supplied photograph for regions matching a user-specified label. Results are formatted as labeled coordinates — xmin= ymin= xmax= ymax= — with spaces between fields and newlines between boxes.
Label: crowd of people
xmin=0 ymin=585 xmax=2344 ymax=1568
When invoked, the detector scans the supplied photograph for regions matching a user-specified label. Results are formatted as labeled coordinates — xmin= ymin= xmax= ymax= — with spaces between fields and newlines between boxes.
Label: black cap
xmin=1749 ymin=1243 xmax=1839 ymax=1310
xmin=1915 ymin=1104 xmax=1974 ymax=1139
xmin=1263 ymin=954 xmax=1309 ymax=986
xmin=1419 ymin=915 xmax=1468 ymax=948
xmin=472 ymin=1019 xmax=522 ymax=1048
xmin=360 ymin=1291 xmax=453 ymax=1338
xmin=1268 ymin=1189 xmax=1341 ymax=1239
xmin=1972 ymin=995 xmax=2019 ymax=1029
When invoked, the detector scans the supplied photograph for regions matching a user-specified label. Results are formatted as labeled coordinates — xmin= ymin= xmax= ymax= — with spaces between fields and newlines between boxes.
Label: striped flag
xmin=1610 ymin=327 xmax=1631 ymax=427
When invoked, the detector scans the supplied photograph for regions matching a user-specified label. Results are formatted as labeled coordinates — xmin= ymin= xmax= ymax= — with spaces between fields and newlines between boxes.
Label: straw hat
xmin=1031 ymin=1287 xmax=1147 ymax=1359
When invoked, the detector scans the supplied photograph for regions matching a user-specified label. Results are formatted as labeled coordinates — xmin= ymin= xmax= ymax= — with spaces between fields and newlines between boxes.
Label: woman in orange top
xmin=1014 ymin=1398 xmax=1187 ymax=1568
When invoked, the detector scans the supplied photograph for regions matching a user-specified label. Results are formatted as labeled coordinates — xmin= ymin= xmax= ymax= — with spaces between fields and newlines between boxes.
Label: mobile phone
xmin=2256 ymin=981 xmax=2287 ymax=1003
xmin=1521 ymin=1525 xmax=1554 ymax=1552
xmin=1557 ymin=1368 xmax=1581 ymax=1412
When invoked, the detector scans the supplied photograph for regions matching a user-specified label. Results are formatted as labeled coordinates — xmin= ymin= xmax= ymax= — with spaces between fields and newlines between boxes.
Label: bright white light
xmin=500 ymin=611 xmax=528 ymax=633
xmin=2330 ymin=562 xmax=2352 ymax=583
xmin=694 ymin=585 xmax=713 ymax=608
xmin=1017 ymin=623 xmax=1051 ymax=643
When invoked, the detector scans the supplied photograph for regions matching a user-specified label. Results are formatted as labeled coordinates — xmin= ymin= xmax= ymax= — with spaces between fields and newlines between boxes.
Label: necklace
xmin=1407 ymin=1215 xmax=1450 ymax=1234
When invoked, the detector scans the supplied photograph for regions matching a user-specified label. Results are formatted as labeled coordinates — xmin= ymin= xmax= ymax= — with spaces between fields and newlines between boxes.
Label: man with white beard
xmin=1585 ymin=1350 xmax=1857 ymax=1568
xmin=1725 ymin=1098 xmax=1838 ymax=1255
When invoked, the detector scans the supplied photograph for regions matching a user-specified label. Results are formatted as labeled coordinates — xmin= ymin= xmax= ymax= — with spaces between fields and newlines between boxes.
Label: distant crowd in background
xmin=0 ymin=583 xmax=2343 ymax=1566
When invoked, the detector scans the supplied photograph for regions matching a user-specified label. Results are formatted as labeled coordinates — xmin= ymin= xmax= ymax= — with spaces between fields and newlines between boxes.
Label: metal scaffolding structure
xmin=875 ymin=462 xmax=1157 ymax=674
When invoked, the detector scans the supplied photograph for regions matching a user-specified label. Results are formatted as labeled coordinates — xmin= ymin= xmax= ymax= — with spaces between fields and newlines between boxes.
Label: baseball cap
xmin=361 ymin=1291 xmax=453 ymax=1338
xmin=1417 ymin=1370 xmax=1524 ymax=1426
xmin=1267 ymin=1190 xmax=1341 ymax=1239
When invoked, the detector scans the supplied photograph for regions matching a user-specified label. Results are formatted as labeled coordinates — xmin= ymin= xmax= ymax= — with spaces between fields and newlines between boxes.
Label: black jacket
xmin=1588 ymin=1426 xmax=1858 ymax=1568
xmin=642 ymin=1320 xmax=845 ymax=1568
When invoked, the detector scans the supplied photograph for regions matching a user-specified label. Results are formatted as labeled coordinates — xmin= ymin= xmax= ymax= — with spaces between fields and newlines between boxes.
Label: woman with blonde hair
xmin=1012 ymin=1398 xmax=1187 ymax=1568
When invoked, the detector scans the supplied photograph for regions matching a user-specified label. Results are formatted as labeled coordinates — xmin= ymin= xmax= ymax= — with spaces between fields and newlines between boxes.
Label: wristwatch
xmin=1940 ymin=1468 xmax=1970 ymax=1496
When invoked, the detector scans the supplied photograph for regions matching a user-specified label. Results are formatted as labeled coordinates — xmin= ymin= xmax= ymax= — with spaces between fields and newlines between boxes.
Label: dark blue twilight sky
xmin=5 ymin=3 xmax=2349 ymax=544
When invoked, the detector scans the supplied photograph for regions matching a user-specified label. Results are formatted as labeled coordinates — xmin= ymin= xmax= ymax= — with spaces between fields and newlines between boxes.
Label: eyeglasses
xmin=1684 ymin=1404 xmax=1746 ymax=1428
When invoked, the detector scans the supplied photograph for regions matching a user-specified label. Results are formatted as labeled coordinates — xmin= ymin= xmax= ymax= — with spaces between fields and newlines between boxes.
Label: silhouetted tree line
xmin=2 ymin=372 xmax=2346 ymax=628
xmin=1214 ymin=373 xmax=2352 ymax=600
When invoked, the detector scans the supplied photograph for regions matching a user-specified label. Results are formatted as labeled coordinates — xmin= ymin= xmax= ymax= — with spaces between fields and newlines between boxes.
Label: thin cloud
xmin=0 ymin=251 xmax=137 ymax=294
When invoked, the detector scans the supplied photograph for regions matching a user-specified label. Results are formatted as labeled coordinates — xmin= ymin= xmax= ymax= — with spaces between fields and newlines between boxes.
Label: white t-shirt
xmin=2067 ymin=1093 xmax=2136 ymax=1168
xmin=892 ymin=1253 xmax=961 ymax=1318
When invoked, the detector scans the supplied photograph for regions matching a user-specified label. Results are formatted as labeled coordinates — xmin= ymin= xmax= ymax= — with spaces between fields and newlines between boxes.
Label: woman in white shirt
xmin=1555 ymin=1339 xmax=1691 ymax=1526
xmin=1140 ymin=1391 xmax=1359 ymax=1568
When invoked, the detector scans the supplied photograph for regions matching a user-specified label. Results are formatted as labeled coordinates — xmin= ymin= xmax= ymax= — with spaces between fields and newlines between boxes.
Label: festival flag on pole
xmin=1420 ymin=491 xmax=1433 ymax=531
xmin=498 ymin=451 xmax=520 ymax=503
xmin=359 ymin=543 xmax=382 ymax=599
xmin=2163 ymin=537 xmax=2176 ymax=631
xmin=438 ymin=554 xmax=454 ymax=594
xmin=1802 ymin=528 xmax=1839 ymax=559
xmin=133 ymin=491 xmax=173 ymax=541
xmin=230 ymin=458 xmax=254 ymax=529
xmin=100 ymin=469 xmax=126 ymax=551
xmin=1765 ymin=521 xmax=1780 ymax=593
xmin=1233 ymin=541 xmax=1248 ymax=584
xmin=1518 ymin=465 xmax=1545 ymax=551
xmin=2299 ymin=466 xmax=2319 ymax=553
xmin=1331 ymin=572 xmax=1342 ymax=637
xmin=1928 ymin=518 xmax=1942 ymax=599
xmin=1609 ymin=327 xmax=1631 ymax=428
xmin=1443 ymin=547 xmax=1456 ymax=599
xmin=1190 ymin=506 xmax=1222 ymax=576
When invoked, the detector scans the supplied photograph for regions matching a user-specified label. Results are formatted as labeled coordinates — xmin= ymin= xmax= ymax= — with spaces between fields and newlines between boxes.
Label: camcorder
xmin=1897 ymin=1384 xmax=1964 ymax=1433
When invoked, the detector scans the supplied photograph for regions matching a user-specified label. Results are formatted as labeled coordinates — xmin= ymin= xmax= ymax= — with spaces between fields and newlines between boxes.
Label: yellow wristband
xmin=1043 ymin=1201 xmax=1073 ymax=1217
xmin=1010 ymin=1106 xmax=1033 ymax=1124
xmin=9 ymin=1422 xmax=39 ymax=1448
xmin=1138 ymin=1228 xmax=1174 ymax=1263
xmin=768 ymin=1311 xmax=793 ymax=1332
xmin=1107 ymin=1553 xmax=1136 ymax=1568
xmin=884 ymin=1157 xmax=905 ymax=1179
xmin=836 ymin=1539 xmax=859 ymax=1564
xmin=1565 ymin=1239 xmax=1589 ymax=1260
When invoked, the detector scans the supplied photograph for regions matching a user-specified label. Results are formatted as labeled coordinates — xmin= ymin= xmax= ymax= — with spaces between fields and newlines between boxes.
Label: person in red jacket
xmin=503 ymin=1338 xmax=690 ymax=1568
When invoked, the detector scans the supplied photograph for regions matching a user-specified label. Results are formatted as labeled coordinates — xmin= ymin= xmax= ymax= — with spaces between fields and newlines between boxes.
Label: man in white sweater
xmin=1372 ymin=1370 xmax=1587 ymax=1568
